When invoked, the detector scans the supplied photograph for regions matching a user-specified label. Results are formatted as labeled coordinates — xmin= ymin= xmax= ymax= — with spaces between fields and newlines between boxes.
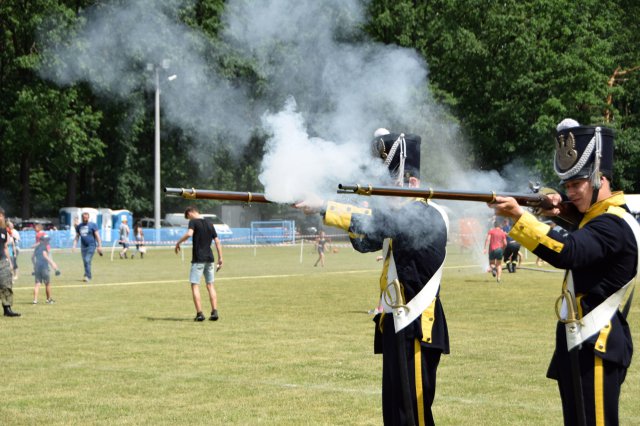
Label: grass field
xmin=1 ymin=244 xmax=639 ymax=425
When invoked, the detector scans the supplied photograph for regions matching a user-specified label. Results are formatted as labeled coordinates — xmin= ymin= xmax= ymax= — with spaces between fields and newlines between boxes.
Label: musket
xmin=164 ymin=187 xmax=271 ymax=204
xmin=337 ymin=184 xmax=558 ymax=210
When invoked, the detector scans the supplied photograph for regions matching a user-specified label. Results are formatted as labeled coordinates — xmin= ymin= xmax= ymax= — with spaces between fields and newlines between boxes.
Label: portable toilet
xmin=98 ymin=208 xmax=113 ymax=242
xmin=59 ymin=207 xmax=101 ymax=233
xmin=59 ymin=207 xmax=83 ymax=231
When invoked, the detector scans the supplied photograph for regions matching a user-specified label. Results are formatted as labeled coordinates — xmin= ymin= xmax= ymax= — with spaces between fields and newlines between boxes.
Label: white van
xmin=164 ymin=213 xmax=233 ymax=238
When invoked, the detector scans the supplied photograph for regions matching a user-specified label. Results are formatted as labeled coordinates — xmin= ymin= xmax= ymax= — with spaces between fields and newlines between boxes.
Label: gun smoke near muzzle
xmin=37 ymin=0 xmax=539 ymax=260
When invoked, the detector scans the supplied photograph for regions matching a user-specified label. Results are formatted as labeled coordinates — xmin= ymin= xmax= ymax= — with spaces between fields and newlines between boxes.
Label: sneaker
xmin=209 ymin=309 xmax=219 ymax=321
xmin=491 ymin=268 xmax=497 ymax=277
xmin=83 ymin=276 xmax=89 ymax=282
xmin=32 ymin=300 xmax=38 ymax=305
xmin=194 ymin=312 xmax=205 ymax=322
xmin=46 ymin=299 xmax=55 ymax=304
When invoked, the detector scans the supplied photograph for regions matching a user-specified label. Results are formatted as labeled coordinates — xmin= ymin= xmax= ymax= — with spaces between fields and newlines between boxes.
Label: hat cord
xmin=383 ymin=133 xmax=407 ymax=184
xmin=591 ymin=127 xmax=602 ymax=190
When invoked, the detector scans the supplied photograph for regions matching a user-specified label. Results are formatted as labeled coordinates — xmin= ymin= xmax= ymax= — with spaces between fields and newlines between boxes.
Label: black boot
xmin=3 ymin=305 xmax=21 ymax=317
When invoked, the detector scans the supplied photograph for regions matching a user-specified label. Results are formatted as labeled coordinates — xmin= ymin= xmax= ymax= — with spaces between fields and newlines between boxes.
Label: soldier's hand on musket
xmin=537 ymin=192 xmax=564 ymax=217
xmin=488 ymin=196 xmax=525 ymax=219
xmin=294 ymin=195 xmax=326 ymax=215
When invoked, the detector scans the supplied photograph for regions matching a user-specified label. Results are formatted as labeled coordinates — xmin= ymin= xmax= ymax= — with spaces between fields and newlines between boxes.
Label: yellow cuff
xmin=324 ymin=201 xmax=371 ymax=231
xmin=509 ymin=212 xmax=564 ymax=253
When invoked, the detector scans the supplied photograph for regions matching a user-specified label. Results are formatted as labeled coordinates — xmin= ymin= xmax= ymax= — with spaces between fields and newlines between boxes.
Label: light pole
xmin=147 ymin=60 xmax=176 ymax=242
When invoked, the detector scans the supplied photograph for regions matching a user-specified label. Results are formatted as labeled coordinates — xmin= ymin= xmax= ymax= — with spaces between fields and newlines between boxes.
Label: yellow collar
xmin=579 ymin=191 xmax=626 ymax=228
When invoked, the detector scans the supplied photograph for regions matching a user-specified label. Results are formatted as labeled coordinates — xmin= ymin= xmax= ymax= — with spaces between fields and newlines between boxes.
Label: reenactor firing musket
xmin=164 ymin=187 xmax=271 ymax=204
xmin=337 ymin=183 xmax=560 ymax=210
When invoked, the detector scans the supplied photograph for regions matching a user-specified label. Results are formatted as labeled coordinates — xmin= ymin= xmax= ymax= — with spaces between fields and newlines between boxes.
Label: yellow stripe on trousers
xmin=594 ymin=356 xmax=604 ymax=426
xmin=414 ymin=339 xmax=425 ymax=426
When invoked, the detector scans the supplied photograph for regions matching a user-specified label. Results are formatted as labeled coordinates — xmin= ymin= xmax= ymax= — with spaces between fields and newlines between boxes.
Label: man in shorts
xmin=118 ymin=218 xmax=130 ymax=259
xmin=484 ymin=220 xmax=507 ymax=282
xmin=32 ymin=233 xmax=60 ymax=304
xmin=175 ymin=206 xmax=224 ymax=321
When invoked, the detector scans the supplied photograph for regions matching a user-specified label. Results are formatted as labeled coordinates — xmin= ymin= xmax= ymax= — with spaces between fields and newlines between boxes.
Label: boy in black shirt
xmin=175 ymin=206 xmax=224 ymax=321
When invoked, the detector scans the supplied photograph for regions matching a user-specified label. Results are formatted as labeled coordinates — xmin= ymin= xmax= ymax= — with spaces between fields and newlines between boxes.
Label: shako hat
xmin=371 ymin=129 xmax=421 ymax=183
xmin=554 ymin=119 xmax=614 ymax=188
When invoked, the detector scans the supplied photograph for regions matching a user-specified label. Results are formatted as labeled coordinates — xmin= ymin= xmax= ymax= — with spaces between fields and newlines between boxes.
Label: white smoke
xmin=38 ymin=0 xmax=542 ymax=259
xmin=258 ymin=98 xmax=386 ymax=203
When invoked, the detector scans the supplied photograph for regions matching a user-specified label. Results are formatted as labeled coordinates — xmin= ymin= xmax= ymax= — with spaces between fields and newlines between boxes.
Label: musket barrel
xmin=164 ymin=187 xmax=271 ymax=203
xmin=337 ymin=184 xmax=555 ymax=209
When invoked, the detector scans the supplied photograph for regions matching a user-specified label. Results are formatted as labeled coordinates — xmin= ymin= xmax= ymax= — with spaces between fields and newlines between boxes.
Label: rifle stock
xmin=337 ymin=184 xmax=556 ymax=210
xmin=164 ymin=187 xmax=271 ymax=203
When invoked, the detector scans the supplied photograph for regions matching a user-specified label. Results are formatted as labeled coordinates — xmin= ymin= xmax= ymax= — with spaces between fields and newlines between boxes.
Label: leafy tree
xmin=366 ymin=0 xmax=640 ymax=191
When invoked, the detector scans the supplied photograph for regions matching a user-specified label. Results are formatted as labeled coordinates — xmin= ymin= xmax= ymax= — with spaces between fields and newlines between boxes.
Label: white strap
xmin=564 ymin=212 xmax=640 ymax=350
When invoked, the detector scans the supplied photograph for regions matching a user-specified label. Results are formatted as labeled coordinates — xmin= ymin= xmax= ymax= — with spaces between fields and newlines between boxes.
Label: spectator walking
xmin=32 ymin=233 xmax=59 ymax=304
xmin=313 ymin=231 xmax=330 ymax=267
xmin=131 ymin=221 xmax=145 ymax=259
xmin=72 ymin=212 xmax=103 ymax=282
xmin=175 ymin=206 xmax=224 ymax=322
xmin=484 ymin=220 xmax=507 ymax=282
xmin=118 ymin=218 xmax=130 ymax=259
xmin=7 ymin=220 xmax=19 ymax=281
xmin=501 ymin=218 xmax=522 ymax=273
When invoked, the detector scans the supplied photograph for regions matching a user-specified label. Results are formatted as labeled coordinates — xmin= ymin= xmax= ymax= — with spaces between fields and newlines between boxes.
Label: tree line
xmin=1 ymin=0 xmax=638 ymax=220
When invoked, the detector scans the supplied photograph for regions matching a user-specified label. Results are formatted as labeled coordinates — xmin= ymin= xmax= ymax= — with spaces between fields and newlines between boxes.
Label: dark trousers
xmin=553 ymin=349 xmax=627 ymax=426
xmin=381 ymin=332 xmax=441 ymax=426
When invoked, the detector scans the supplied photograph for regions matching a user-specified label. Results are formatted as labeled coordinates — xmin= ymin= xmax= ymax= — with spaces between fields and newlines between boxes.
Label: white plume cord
xmin=384 ymin=133 xmax=407 ymax=184
xmin=591 ymin=127 xmax=602 ymax=189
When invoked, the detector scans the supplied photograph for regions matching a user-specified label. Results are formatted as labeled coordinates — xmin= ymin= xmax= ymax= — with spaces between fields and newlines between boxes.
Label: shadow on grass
xmin=143 ymin=316 xmax=194 ymax=322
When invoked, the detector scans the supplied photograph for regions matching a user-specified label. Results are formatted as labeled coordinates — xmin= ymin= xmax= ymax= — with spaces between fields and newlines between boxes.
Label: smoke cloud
xmin=38 ymin=0 xmax=541 ymax=263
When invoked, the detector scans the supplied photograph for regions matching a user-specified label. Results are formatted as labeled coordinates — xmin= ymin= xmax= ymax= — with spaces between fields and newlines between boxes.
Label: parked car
xmin=164 ymin=213 xmax=233 ymax=237
xmin=138 ymin=218 xmax=175 ymax=228
xmin=16 ymin=219 xmax=57 ymax=231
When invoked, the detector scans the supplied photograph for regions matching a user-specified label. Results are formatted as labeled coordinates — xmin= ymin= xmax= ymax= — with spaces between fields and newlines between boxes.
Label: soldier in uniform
xmin=489 ymin=119 xmax=638 ymax=425
xmin=297 ymin=129 xmax=449 ymax=425
xmin=0 ymin=207 xmax=20 ymax=317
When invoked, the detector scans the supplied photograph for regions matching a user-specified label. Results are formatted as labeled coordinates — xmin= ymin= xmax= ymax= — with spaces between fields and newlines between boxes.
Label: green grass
xmin=1 ymin=245 xmax=639 ymax=425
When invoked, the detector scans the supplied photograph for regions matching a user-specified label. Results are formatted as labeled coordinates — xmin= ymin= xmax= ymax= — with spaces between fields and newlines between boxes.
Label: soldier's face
xmin=564 ymin=178 xmax=592 ymax=213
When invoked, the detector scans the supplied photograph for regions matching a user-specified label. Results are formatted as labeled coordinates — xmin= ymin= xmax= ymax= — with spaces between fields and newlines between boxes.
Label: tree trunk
xmin=20 ymin=152 xmax=30 ymax=220
xmin=66 ymin=170 xmax=77 ymax=207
